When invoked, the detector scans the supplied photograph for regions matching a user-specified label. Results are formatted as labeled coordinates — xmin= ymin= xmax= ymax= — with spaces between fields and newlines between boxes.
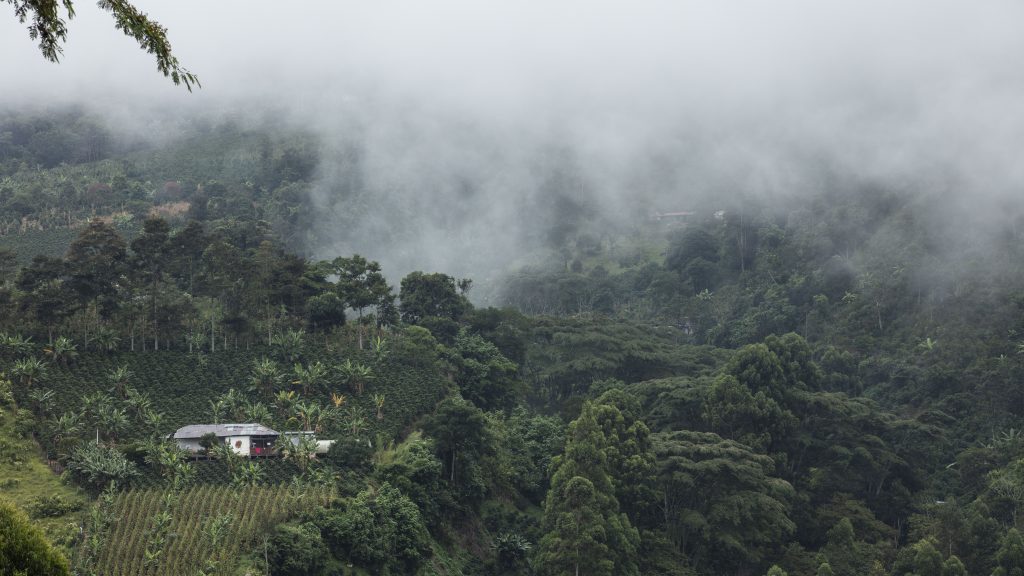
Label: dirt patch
xmin=149 ymin=201 xmax=191 ymax=219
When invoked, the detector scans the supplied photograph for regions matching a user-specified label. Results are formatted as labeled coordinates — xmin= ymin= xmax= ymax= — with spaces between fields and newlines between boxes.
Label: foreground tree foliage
xmin=537 ymin=401 xmax=640 ymax=576
xmin=654 ymin=430 xmax=795 ymax=573
xmin=0 ymin=498 xmax=69 ymax=576
xmin=6 ymin=0 xmax=198 ymax=89
xmin=315 ymin=482 xmax=432 ymax=575
xmin=268 ymin=522 xmax=329 ymax=576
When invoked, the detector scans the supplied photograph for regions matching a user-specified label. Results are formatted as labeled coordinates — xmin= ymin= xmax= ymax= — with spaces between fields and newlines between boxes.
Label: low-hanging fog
xmin=4 ymin=1 xmax=1024 ymax=291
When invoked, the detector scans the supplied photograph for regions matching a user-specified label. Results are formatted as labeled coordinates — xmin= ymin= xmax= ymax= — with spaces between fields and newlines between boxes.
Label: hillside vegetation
xmin=4 ymin=107 xmax=1024 ymax=575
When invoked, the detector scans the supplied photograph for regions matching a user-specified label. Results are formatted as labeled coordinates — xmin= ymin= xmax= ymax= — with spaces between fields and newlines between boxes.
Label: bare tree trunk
xmin=737 ymin=207 xmax=746 ymax=274
xmin=152 ymin=276 xmax=159 ymax=351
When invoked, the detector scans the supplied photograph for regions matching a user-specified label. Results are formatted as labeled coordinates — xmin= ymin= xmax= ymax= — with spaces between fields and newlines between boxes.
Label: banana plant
xmin=10 ymin=356 xmax=46 ymax=389
xmin=44 ymin=336 xmax=78 ymax=366
xmin=107 ymin=365 xmax=133 ymax=398
xmin=248 ymin=357 xmax=282 ymax=397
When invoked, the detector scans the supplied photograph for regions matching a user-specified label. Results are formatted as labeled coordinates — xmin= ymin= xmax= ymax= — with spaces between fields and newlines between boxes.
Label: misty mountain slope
xmin=0 ymin=109 xmax=320 ymax=262
xmin=2 ymin=177 xmax=1024 ymax=574
xmin=490 ymin=180 xmax=1024 ymax=405
xmin=8 ymin=1 xmax=1024 ymax=574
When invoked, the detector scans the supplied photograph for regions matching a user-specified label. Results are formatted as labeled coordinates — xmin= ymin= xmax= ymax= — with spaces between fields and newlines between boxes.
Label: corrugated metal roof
xmin=172 ymin=423 xmax=278 ymax=439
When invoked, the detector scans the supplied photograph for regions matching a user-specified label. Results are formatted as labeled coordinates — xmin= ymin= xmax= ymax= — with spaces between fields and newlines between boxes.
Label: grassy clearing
xmin=0 ymin=405 xmax=89 ymax=557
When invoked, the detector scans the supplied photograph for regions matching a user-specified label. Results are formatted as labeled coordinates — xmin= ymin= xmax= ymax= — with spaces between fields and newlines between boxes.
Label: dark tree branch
xmin=6 ymin=0 xmax=199 ymax=90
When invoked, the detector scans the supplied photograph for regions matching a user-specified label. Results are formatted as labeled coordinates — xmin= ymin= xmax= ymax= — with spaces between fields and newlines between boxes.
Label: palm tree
xmin=292 ymin=400 xmax=323 ymax=432
xmin=292 ymin=361 xmax=327 ymax=397
xmin=248 ymin=357 xmax=282 ymax=397
xmin=312 ymin=408 xmax=331 ymax=434
xmin=107 ymin=365 xmax=133 ymax=398
xmin=372 ymin=335 xmax=389 ymax=364
xmin=44 ymin=336 xmax=77 ymax=366
xmin=218 ymin=388 xmax=246 ymax=421
xmin=144 ymin=439 xmax=187 ymax=480
xmin=27 ymin=388 xmax=55 ymax=416
xmin=211 ymin=442 xmax=239 ymax=474
xmin=272 ymin=329 xmax=305 ymax=363
xmin=171 ymin=459 xmax=196 ymax=490
xmin=373 ymin=393 xmax=386 ymax=421
xmin=210 ymin=389 xmax=245 ymax=423
xmin=338 ymin=359 xmax=372 ymax=395
xmin=49 ymin=411 xmax=81 ymax=458
xmin=81 ymin=391 xmax=114 ymax=441
xmin=330 ymin=392 xmax=346 ymax=409
xmin=143 ymin=409 xmax=165 ymax=436
xmin=232 ymin=462 xmax=264 ymax=487
xmin=273 ymin=390 xmax=297 ymax=425
xmin=273 ymin=434 xmax=295 ymax=460
xmin=346 ymin=406 xmax=368 ymax=436
xmin=124 ymin=387 xmax=153 ymax=422
xmin=328 ymin=393 xmax=347 ymax=431
xmin=205 ymin=514 xmax=234 ymax=565
xmin=93 ymin=327 xmax=120 ymax=352
xmin=185 ymin=330 xmax=206 ymax=354
xmin=1 ymin=333 xmax=35 ymax=357
xmin=10 ymin=356 xmax=46 ymax=389
xmin=294 ymin=434 xmax=318 ymax=473
xmin=97 ymin=405 xmax=129 ymax=444
xmin=244 ymin=401 xmax=273 ymax=425
xmin=276 ymin=434 xmax=316 ymax=473
xmin=208 ymin=398 xmax=229 ymax=425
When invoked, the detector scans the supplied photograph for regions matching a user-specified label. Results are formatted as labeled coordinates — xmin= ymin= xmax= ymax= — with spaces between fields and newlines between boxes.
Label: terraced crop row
xmin=95 ymin=483 xmax=331 ymax=576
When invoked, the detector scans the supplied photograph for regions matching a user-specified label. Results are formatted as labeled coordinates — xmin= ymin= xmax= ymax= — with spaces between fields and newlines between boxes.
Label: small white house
xmin=172 ymin=423 xmax=280 ymax=457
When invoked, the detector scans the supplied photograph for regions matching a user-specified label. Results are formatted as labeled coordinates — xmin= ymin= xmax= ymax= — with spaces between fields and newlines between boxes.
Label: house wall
xmin=227 ymin=436 xmax=251 ymax=456
xmin=176 ymin=439 xmax=203 ymax=453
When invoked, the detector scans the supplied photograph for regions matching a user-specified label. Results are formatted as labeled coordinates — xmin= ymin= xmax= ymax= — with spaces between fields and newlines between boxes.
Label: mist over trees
xmin=5 ymin=2 xmax=1024 ymax=575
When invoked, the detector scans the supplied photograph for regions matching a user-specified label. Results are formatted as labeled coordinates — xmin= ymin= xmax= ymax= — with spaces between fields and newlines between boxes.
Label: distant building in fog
xmin=651 ymin=210 xmax=695 ymax=223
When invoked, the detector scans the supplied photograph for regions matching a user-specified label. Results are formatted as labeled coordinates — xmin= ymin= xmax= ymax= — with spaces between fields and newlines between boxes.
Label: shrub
xmin=27 ymin=495 xmax=82 ymax=518
xmin=13 ymin=408 xmax=35 ymax=438
xmin=318 ymin=482 xmax=431 ymax=574
xmin=269 ymin=522 xmax=329 ymax=576
xmin=0 ymin=498 xmax=70 ymax=576
xmin=66 ymin=442 xmax=139 ymax=492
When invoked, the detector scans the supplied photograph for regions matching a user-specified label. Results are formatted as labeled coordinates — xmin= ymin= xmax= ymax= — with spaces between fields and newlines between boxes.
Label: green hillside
xmin=6 ymin=106 xmax=1024 ymax=576
xmin=0 ymin=404 xmax=88 ymax=560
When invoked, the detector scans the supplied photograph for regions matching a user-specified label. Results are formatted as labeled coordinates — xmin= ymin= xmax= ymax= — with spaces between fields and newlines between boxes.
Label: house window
xmin=235 ymin=440 xmax=242 ymax=449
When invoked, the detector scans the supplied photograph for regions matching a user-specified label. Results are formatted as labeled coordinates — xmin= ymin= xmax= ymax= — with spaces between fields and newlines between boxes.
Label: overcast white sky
xmin=4 ymin=2 xmax=1022 ymax=117
xmin=4 ymin=1 xmax=1024 ymax=279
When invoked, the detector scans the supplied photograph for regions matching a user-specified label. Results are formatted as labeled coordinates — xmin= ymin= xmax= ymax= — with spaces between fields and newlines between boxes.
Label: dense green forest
xmin=4 ymin=106 xmax=1024 ymax=576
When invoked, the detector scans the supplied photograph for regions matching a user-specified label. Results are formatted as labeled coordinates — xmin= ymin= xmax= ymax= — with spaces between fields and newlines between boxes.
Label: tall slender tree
xmin=130 ymin=217 xmax=171 ymax=350
xmin=536 ymin=402 xmax=639 ymax=576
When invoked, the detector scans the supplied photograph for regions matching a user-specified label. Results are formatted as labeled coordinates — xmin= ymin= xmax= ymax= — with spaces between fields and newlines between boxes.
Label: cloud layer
xmin=4 ymin=1 xmax=1024 ymax=283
